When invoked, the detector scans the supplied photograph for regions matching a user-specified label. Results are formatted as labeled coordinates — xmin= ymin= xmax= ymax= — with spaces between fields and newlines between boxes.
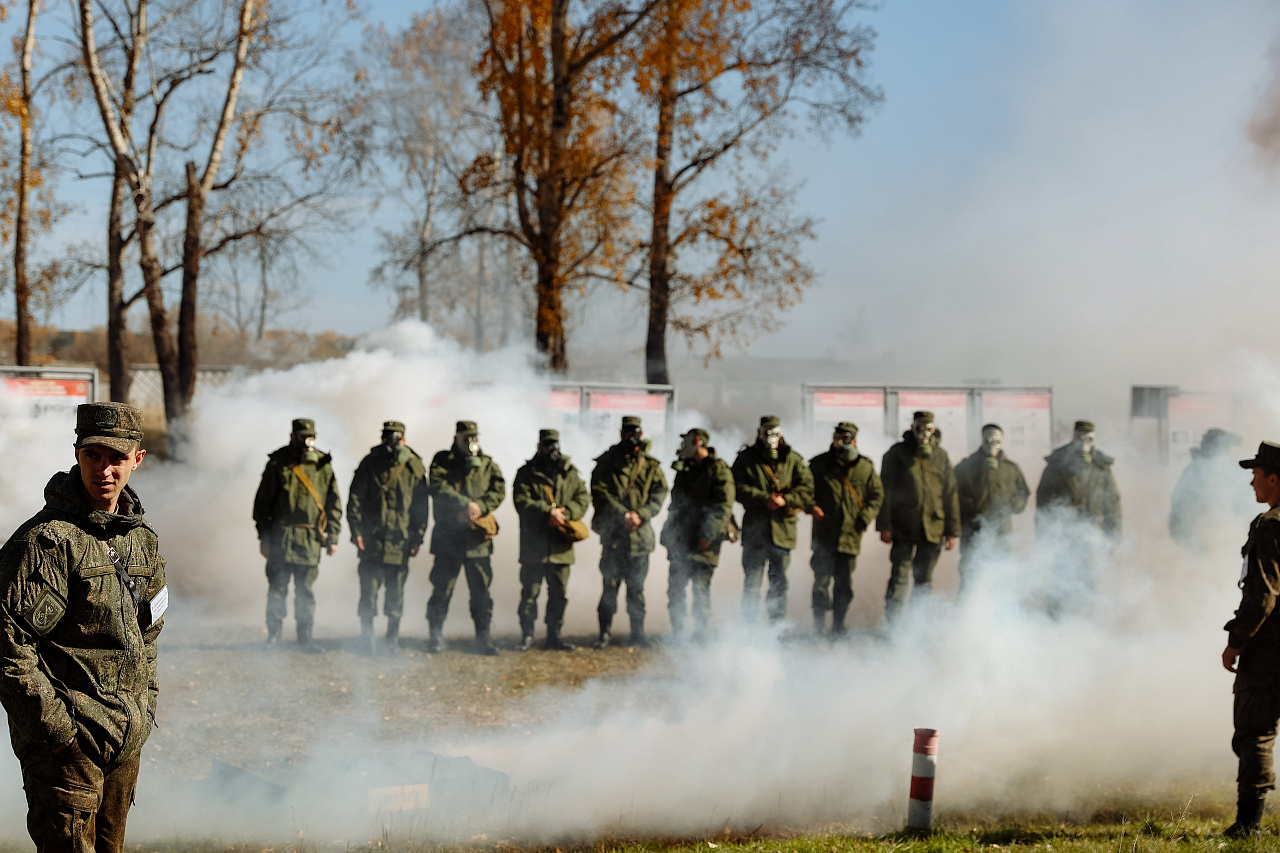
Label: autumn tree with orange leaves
xmin=634 ymin=0 xmax=879 ymax=383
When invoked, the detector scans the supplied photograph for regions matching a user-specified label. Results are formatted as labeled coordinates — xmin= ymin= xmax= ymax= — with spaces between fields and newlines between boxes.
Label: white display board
xmin=1167 ymin=393 xmax=1235 ymax=458
xmin=979 ymin=391 xmax=1054 ymax=461
xmin=583 ymin=389 xmax=675 ymax=455
xmin=897 ymin=391 xmax=970 ymax=457
xmin=0 ymin=368 xmax=97 ymax=418
xmin=810 ymin=389 xmax=886 ymax=457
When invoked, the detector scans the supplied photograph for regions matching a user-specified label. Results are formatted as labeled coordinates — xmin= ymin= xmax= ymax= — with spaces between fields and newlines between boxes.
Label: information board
xmin=979 ymin=391 xmax=1054 ymax=460
xmin=1167 ymin=393 xmax=1235 ymax=459
xmin=897 ymin=391 xmax=970 ymax=456
xmin=0 ymin=369 xmax=97 ymax=418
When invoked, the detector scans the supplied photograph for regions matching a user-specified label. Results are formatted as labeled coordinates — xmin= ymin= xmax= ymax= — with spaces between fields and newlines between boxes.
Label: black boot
xmin=474 ymin=621 xmax=499 ymax=656
xmin=382 ymin=617 xmax=401 ymax=656
xmin=630 ymin=624 xmax=650 ymax=648
xmin=358 ymin=617 xmax=376 ymax=656
xmin=594 ymin=615 xmax=612 ymax=650
xmin=1225 ymin=795 xmax=1266 ymax=837
xmin=832 ymin=611 xmax=848 ymax=638
xmin=296 ymin=623 xmax=324 ymax=655
xmin=519 ymin=634 xmax=535 ymax=652
xmin=545 ymin=625 xmax=576 ymax=651
xmin=813 ymin=612 xmax=827 ymax=637
xmin=426 ymin=622 xmax=444 ymax=654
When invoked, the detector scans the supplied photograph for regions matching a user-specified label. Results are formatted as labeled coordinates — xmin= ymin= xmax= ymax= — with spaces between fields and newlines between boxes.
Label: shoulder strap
xmin=379 ymin=459 xmax=410 ymax=493
xmin=622 ymin=456 xmax=647 ymax=511
xmin=543 ymin=484 xmax=558 ymax=508
xmin=291 ymin=465 xmax=329 ymax=537
xmin=840 ymin=472 xmax=864 ymax=510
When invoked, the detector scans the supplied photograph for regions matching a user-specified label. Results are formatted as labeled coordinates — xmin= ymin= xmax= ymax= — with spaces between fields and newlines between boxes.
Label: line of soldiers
xmin=250 ymin=411 xmax=1123 ymax=654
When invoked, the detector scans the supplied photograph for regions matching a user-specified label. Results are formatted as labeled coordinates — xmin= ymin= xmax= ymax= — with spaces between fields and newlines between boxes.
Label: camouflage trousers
xmin=426 ymin=554 xmax=493 ymax=629
xmin=667 ymin=550 xmax=715 ymax=637
xmin=742 ymin=543 xmax=791 ymax=623
xmin=358 ymin=559 xmax=410 ymax=620
xmin=811 ymin=545 xmax=857 ymax=628
xmin=20 ymin=741 xmax=139 ymax=853
xmin=518 ymin=562 xmax=571 ymax=635
xmin=265 ymin=559 xmax=319 ymax=636
xmin=885 ymin=540 xmax=942 ymax=621
xmin=598 ymin=541 xmax=649 ymax=631
xmin=1233 ymin=687 xmax=1280 ymax=797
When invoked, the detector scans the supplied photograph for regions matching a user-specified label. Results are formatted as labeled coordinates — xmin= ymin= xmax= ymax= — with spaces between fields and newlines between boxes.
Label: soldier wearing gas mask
xmin=876 ymin=410 xmax=960 ymax=622
xmin=252 ymin=418 xmax=343 ymax=652
xmin=807 ymin=422 xmax=883 ymax=636
xmin=732 ymin=415 xmax=814 ymax=624
xmin=661 ymin=428 xmax=735 ymax=641
xmin=954 ymin=424 xmax=1029 ymax=588
xmin=347 ymin=421 xmax=430 ymax=656
xmin=512 ymin=429 xmax=590 ymax=651
xmin=1035 ymin=420 xmax=1121 ymax=540
xmin=426 ymin=421 xmax=506 ymax=655
xmin=590 ymin=416 xmax=668 ymax=648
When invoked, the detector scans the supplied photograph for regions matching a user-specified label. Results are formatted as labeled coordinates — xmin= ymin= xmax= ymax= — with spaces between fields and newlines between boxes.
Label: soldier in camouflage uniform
xmin=954 ymin=424 xmax=1029 ymax=588
xmin=876 ymin=410 xmax=960 ymax=621
xmin=347 ymin=421 xmax=430 ymax=656
xmin=253 ymin=418 xmax=342 ymax=653
xmin=590 ymin=416 xmax=668 ymax=648
xmin=426 ymin=421 xmax=506 ymax=656
xmin=807 ymin=422 xmax=883 ymax=636
xmin=662 ymin=428 xmax=735 ymax=641
xmin=513 ymin=429 xmax=590 ymax=651
xmin=0 ymin=403 xmax=167 ymax=853
xmin=734 ymin=416 xmax=814 ymax=623
xmin=1222 ymin=442 xmax=1280 ymax=837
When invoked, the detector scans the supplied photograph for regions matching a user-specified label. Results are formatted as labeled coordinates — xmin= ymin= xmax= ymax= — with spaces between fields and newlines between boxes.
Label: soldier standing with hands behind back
xmin=253 ymin=418 xmax=342 ymax=653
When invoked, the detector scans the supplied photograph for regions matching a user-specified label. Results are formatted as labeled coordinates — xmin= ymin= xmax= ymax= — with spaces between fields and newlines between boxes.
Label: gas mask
xmin=539 ymin=440 xmax=562 ymax=463
xmin=459 ymin=434 xmax=482 ymax=468
xmin=297 ymin=435 xmax=319 ymax=464
xmin=912 ymin=421 xmax=935 ymax=457
xmin=833 ymin=431 xmax=858 ymax=462
xmin=981 ymin=428 xmax=1002 ymax=469
xmin=759 ymin=426 xmax=782 ymax=459
xmin=381 ymin=431 xmax=403 ymax=455
xmin=1074 ymin=430 xmax=1095 ymax=463
xmin=678 ymin=433 xmax=700 ymax=461
xmin=622 ymin=427 xmax=643 ymax=454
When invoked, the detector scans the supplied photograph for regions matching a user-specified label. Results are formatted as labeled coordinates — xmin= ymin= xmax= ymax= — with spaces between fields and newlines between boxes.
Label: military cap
xmin=1240 ymin=442 xmax=1280 ymax=471
xmin=760 ymin=415 xmax=781 ymax=430
xmin=455 ymin=420 xmax=479 ymax=436
xmin=982 ymin=423 xmax=1003 ymax=435
xmin=292 ymin=418 xmax=316 ymax=437
xmin=683 ymin=427 xmax=710 ymax=444
xmin=621 ymin=416 xmax=643 ymax=429
xmin=834 ymin=421 xmax=859 ymax=437
xmin=382 ymin=420 xmax=406 ymax=434
xmin=1074 ymin=420 xmax=1096 ymax=434
xmin=75 ymin=402 xmax=143 ymax=453
xmin=539 ymin=429 xmax=560 ymax=443
xmin=912 ymin=410 xmax=935 ymax=423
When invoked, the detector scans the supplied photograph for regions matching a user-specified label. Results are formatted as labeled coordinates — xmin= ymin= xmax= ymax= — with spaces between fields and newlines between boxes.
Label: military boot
xmin=296 ymin=623 xmax=324 ymax=655
xmin=383 ymin=618 xmax=401 ymax=657
xmin=593 ymin=615 xmax=612 ymax=650
xmin=265 ymin=625 xmax=282 ymax=649
xmin=474 ymin=621 xmax=499 ymax=657
xmin=545 ymin=625 xmax=576 ymax=651
xmin=1225 ymin=795 xmax=1266 ymax=837
xmin=630 ymin=624 xmax=650 ymax=648
xmin=813 ymin=612 xmax=827 ymax=637
xmin=832 ymin=613 xmax=848 ymax=638
xmin=426 ymin=621 xmax=445 ymax=654
xmin=519 ymin=633 xmax=535 ymax=652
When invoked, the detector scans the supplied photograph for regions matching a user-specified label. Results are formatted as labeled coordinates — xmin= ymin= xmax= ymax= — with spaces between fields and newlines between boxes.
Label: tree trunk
xmin=107 ymin=163 xmax=131 ymax=403
xmin=416 ymin=233 xmax=430 ymax=324
xmin=535 ymin=262 xmax=566 ymax=370
xmin=475 ymin=234 xmax=487 ymax=351
xmin=532 ymin=0 xmax=570 ymax=373
xmin=645 ymin=39 xmax=677 ymax=386
xmin=178 ymin=161 xmax=203 ymax=408
xmin=13 ymin=0 xmax=38 ymax=367
xmin=135 ymin=191 xmax=183 ymax=425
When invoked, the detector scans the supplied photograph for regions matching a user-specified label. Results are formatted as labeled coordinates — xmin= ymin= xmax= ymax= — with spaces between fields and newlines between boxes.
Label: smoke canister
xmin=907 ymin=727 xmax=939 ymax=832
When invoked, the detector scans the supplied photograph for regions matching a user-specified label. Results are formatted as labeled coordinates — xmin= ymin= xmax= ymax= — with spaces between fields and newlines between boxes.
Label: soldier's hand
xmin=549 ymin=507 xmax=567 ymax=528
xmin=355 ymin=535 xmax=365 ymax=551
xmin=697 ymin=538 xmax=711 ymax=551
xmin=467 ymin=502 xmax=482 ymax=521
xmin=325 ymin=544 xmax=337 ymax=556
xmin=623 ymin=511 xmax=642 ymax=531
xmin=767 ymin=494 xmax=786 ymax=511
xmin=879 ymin=531 xmax=892 ymax=544
xmin=51 ymin=736 xmax=76 ymax=755
xmin=259 ymin=541 xmax=270 ymax=558
xmin=810 ymin=506 xmax=825 ymax=520
xmin=943 ymin=536 xmax=956 ymax=551
xmin=1224 ymin=645 xmax=1241 ymax=673
xmin=410 ymin=546 xmax=420 ymax=558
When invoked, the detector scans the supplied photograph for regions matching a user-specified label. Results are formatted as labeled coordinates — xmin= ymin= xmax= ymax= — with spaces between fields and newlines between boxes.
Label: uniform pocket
xmin=29 ymin=741 xmax=103 ymax=811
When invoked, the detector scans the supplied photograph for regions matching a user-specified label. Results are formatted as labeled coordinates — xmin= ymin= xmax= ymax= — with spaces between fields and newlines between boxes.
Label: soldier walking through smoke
xmin=1222 ymin=441 xmax=1280 ymax=838
xmin=253 ymin=418 xmax=342 ymax=653
xmin=347 ymin=421 xmax=430 ymax=656
xmin=512 ymin=429 xmax=590 ymax=651
xmin=1170 ymin=428 xmax=1250 ymax=551
xmin=733 ymin=415 xmax=814 ymax=624
xmin=876 ymin=411 xmax=959 ymax=621
xmin=807 ymin=422 xmax=883 ymax=637
xmin=590 ymin=416 xmax=668 ymax=648
xmin=954 ymin=423 xmax=1029 ymax=590
xmin=426 ymin=421 xmax=506 ymax=656
xmin=0 ymin=403 xmax=167 ymax=853
xmin=662 ymin=428 xmax=736 ymax=641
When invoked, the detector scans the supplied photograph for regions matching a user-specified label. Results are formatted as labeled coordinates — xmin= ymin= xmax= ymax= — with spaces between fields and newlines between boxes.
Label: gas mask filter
xmin=912 ymin=421 xmax=935 ymax=456
xmin=760 ymin=426 xmax=782 ymax=459
xmin=299 ymin=435 xmax=319 ymax=464
xmin=982 ymin=428 xmax=1002 ymax=468
xmin=1075 ymin=431 xmax=1095 ymax=462
xmin=622 ymin=427 xmax=643 ymax=453
xmin=460 ymin=435 xmax=482 ymax=468
xmin=540 ymin=440 xmax=561 ymax=462
xmin=382 ymin=431 xmax=403 ymax=454
xmin=833 ymin=431 xmax=857 ymax=462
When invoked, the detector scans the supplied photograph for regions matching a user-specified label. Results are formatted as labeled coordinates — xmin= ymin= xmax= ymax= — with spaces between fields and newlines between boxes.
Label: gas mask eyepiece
xmin=981 ymin=427 xmax=1003 ymax=457
xmin=540 ymin=440 xmax=561 ymax=461
xmin=382 ymin=431 xmax=403 ymax=454
xmin=622 ymin=426 xmax=643 ymax=452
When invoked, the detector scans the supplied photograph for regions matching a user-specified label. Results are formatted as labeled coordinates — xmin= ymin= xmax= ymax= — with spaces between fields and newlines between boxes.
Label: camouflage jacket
xmin=1228 ymin=505 xmax=1280 ymax=690
xmin=253 ymin=445 xmax=343 ymax=565
xmin=808 ymin=448 xmax=884 ymax=555
xmin=0 ymin=470 xmax=166 ymax=768
xmin=954 ymin=449 xmax=1030 ymax=538
xmin=876 ymin=432 xmax=961 ymax=544
xmin=347 ymin=445 xmax=430 ymax=565
xmin=660 ymin=450 xmax=736 ymax=566
xmin=733 ymin=441 xmax=814 ymax=551
xmin=590 ymin=444 xmax=668 ymax=555
xmin=512 ymin=455 xmax=590 ymax=566
xmin=1035 ymin=444 xmax=1121 ymax=539
xmin=428 ymin=449 xmax=505 ymax=558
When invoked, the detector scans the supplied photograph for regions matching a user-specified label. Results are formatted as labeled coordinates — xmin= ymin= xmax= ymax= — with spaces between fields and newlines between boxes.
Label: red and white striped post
xmin=907 ymin=727 xmax=939 ymax=833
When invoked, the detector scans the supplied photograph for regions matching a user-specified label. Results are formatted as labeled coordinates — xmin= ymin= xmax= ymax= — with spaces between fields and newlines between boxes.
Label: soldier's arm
xmin=324 ymin=465 xmax=342 ymax=545
xmin=955 ymin=463 xmax=977 ymax=521
xmin=591 ymin=462 xmax=629 ymax=518
xmin=1228 ymin=520 xmax=1280 ymax=649
xmin=637 ymin=461 xmax=668 ymax=522
xmin=1105 ymin=470 xmax=1122 ymax=537
xmin=860 ymin=466 xmax=885 ymax=529
xmin=732 ymin=457 xmax=770 ymax=509
xmin=565 ymin=469 xmax=591 ymax=521
xmin=143 ymin=552 xmax=166 ymax=718
xmin=346 ymin=460 xmax=369 ymax=543
xmin=1011 ymin=464 xmax=1031 ymax=515
xmin=942 ymin=458 xmax=961 ymax=538
xmin=252 ymin=460 xmax=280 ymax=539
xmin=785 ymin=457 xmax=814 ymax=511
xmin=429 ymin=454 xmax=470 ymax=514
xmin=876 ymin=452 xmax=897 ymax=532
xmin=479 ymin=461 xmax=506 ymax=514
xmin=701 ymin=461 xmax=736 ymax=543
xmin=409 ymin=463 xmax=431 ymax=549
xmin=0 ymin=540 xmax=77 ymax=748
xmin=512 ymin=467 xmax=552 ymax=520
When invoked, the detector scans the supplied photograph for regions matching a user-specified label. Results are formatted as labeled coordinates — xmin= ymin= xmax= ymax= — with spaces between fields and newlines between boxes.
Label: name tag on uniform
xmin=139 ymin=585 xmax=168 ymax=629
